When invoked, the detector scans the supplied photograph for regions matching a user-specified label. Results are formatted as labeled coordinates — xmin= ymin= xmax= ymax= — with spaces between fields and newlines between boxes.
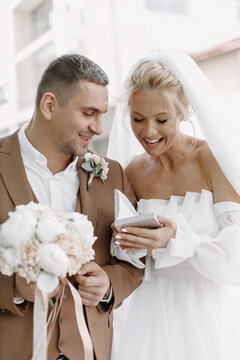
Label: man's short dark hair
xmin=35 ymin=53 xmax=109 ymax=108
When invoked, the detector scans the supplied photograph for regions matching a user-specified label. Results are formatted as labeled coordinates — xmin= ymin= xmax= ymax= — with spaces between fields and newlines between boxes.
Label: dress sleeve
xmin=152 ymin=202 xmax=240 ymax=284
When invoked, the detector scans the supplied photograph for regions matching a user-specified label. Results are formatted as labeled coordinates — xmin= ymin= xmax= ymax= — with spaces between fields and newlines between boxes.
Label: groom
xmin=0 ymin=54 xmax=143 ymax=360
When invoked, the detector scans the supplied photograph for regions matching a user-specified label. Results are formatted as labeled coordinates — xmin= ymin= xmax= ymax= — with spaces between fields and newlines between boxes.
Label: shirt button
xmin=63 ymin=293 xmax=67 ymax=300
xmin=60 ymin=340 xmax=65 ymax=347
xmin=60 ymin=317 xmax=66 ymax=324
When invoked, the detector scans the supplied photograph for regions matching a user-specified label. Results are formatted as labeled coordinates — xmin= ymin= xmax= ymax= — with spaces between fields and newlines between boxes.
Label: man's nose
xmin=89 ymin=116 xmax=103 ymax=136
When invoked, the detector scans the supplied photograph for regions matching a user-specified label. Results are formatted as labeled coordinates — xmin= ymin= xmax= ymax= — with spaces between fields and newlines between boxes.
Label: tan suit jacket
xmin=0 ymin=131 xmax=143 ymax=360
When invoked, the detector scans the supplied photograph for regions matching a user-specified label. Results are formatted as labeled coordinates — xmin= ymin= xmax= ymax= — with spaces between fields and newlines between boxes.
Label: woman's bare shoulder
xmin=197 ymin=140 xmax=215 ymax=166
xmin=197 ymin=140 xmax=240 ymax=203
xmin=125 ymin=154 xmax=147 ymax=180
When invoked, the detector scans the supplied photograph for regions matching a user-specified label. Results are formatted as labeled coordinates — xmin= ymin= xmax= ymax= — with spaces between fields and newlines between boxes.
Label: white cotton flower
xmin=91 ymin=154 xmax=101 ymax=164
xmin=100 ymin=158 xmax=109 ymax=181
xmin=100 ymin=158 xmax=109 ymax=173
xmin=0 ymin=211 xmax=37 ymax=248
xmin=16 ymin=202 xmax=48 ymax=214
xmin=67 ymin=212 xmax=93 ymax=232
xmin=84 ymin=152 xmax=92 ymax=162
xmin=69 ymin=220 xmax=95 ymax=244
xmin=100 ymin=171 xmax=108 ymax=181
xmin=0 ymin=247 xmax=20 ymax=276
xmin=37 ymin=271 xmax=59 ymax=293
xmin=37 ymin=243 xmax=69 ymax=277
xmin=0 ymin=202 xmax=96 ymax=285
xmin=36 ymin=215 xmax=66 ymax=243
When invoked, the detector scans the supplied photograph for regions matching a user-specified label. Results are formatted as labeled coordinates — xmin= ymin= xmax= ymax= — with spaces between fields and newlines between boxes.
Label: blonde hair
xmin=125 ymin=60 xmax=191 ymax=119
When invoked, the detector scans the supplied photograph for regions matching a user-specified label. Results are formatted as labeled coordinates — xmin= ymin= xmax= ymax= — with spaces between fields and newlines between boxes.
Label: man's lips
xmin=78 ymin=134 xmax=92 ymax=144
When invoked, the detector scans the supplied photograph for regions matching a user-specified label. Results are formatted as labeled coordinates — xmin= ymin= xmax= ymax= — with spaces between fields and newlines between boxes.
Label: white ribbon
xmin=32 ymin=279 xmax=94 ymax=360
xmin=32 ymin=288 xmax=48 ymax=360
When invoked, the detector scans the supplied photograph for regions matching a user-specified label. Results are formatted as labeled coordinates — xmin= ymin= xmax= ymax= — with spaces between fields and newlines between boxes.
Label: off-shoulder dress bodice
xmin=111 ymin=190 xmax=240 ymax=360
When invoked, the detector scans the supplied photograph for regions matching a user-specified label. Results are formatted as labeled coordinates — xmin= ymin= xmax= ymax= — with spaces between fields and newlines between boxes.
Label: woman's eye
xmin=133 ymin=118 xmax=143 ymax=122
xmin=157 ymin=119 xmax=167 ymax=124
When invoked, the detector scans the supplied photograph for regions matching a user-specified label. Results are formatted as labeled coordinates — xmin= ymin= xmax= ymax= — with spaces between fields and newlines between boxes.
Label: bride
xmin=107 ymin=51 xmax=240 ymax=360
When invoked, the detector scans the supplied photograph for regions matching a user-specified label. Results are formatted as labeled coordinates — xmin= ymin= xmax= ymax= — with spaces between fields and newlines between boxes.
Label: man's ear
xmin=40 ymin=92 xmax=57 ymax=120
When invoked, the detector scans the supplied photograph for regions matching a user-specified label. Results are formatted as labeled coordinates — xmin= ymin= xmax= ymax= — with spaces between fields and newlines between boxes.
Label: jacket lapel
xmin=0 ymin=131 xmax=35 ymax=206
xmin=78 ymin=155 xmax=98 ymax=230
xmin=0 ymin=132 xmax=98 ymax=224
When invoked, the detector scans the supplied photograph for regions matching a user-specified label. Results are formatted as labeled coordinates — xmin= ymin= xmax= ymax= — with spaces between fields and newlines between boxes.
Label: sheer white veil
xmin=107 ymin=51 xmax=240 ymax=195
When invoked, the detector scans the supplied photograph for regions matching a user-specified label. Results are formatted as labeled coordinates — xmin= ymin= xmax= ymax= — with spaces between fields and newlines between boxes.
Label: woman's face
xmin=129 ymin=90 xmax=182 ymax=156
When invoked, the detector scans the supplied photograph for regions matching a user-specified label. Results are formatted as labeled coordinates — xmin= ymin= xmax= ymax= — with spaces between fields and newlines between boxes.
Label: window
xmin=146 ymin=0 xmax=188 ymax=15
xmin=32 ymin=0 xmax=53 ymax=40
xmin=33 ymin=41 xmax=55 ymax=81
xmin=236 ymin=0 xmax=240 ymax=21
xmin=0 ymin=84 xmax=8 ymax=106
xmin=16 ymin=42 xmax=55 ymax=110
xmin=90 ymin=138 xmax=109 ymax=156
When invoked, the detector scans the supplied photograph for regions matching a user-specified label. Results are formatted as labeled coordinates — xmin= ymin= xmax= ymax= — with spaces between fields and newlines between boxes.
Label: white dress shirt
xmin=18 ymin=123 xmax=79 ymax=212
xmin=16 ymin=124 xmax=112 ymax=309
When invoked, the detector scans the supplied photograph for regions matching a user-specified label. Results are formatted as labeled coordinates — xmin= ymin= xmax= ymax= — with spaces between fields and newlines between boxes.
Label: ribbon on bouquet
xmin=32 ymin=279 xmax=94 ymax=360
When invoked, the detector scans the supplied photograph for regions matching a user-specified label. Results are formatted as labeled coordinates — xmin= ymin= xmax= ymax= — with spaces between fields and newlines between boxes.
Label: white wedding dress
xmin=111 ymin=190 xmax=240 ymax=360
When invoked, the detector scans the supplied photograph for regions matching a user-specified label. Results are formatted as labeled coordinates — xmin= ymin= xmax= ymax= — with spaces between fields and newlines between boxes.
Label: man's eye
xmin=157 ymin=119 xmax=167 ymax=124
xmin=84 ymin=112 xmax=94 ymax=117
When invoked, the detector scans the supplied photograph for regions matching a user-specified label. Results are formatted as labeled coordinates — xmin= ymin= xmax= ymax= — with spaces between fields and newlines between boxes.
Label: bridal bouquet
xmin=0 ymin=202 xmax=96 ymax=292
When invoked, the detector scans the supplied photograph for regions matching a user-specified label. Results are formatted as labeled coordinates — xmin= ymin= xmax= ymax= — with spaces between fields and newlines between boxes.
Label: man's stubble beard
xmin=56 ymin=136 xmax=88 ymax=157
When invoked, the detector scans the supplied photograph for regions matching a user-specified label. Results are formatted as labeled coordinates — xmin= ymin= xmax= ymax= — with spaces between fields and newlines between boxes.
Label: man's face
xmin=51 ymin=81 xmax=108 ymax=156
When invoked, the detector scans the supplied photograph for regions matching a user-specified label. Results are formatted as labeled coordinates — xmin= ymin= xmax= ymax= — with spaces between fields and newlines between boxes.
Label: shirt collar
xmin=18 ymin=123 xmax=78 ymax=174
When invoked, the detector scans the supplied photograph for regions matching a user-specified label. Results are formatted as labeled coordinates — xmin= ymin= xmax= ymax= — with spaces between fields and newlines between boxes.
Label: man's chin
xmin=75 ymin=146 xmax=89 ymax=157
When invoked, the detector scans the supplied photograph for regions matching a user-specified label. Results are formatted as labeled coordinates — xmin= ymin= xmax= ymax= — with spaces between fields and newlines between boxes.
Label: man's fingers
xmin=78 ymin=285 xmax=101 ymax=295
xmin=78 ymin=288 xmax=104 ymax=306
xmin=77 ymin=261 xmax=100 ymax=276
xmin=76 ymin=274 xmax=104 ymax=288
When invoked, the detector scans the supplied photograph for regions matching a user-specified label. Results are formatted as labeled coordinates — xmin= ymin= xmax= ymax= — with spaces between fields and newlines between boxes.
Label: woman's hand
xmin=114 ymin=215 xmax=177 ymax=251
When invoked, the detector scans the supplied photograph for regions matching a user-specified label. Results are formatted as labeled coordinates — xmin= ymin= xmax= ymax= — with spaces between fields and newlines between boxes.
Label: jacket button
xmin=60 ymin=340 xmax=65 ymax=347
xmin=63 ymin=293 xmax=67 ymax=300
xmin=60 ymin=317 xmax=66 ymax=324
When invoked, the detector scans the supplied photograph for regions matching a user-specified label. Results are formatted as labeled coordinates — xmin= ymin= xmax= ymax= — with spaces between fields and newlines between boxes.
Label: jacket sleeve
xmin=0 ymin=274 xmax=28 ymax=316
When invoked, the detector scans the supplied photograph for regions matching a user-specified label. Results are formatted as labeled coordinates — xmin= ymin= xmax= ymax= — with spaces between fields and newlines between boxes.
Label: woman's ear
xmin=39 ymin=92 xmax=56 ymax=120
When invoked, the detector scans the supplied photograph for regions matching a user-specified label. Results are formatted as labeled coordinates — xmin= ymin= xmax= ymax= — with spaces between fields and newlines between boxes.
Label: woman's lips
xmin=143 ymin=137 xmax=164 ymax=146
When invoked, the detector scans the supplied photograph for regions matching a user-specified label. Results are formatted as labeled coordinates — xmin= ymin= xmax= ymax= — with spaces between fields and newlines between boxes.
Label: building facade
xmin=0 ymin=0 xmax=240 ymax=153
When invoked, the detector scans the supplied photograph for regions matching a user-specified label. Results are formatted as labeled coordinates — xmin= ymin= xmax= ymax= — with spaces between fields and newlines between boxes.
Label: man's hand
xmin=15 ymin=275 xmax=59 ymax=302
xmin=76 ymin=262 xmax=110 ymax=306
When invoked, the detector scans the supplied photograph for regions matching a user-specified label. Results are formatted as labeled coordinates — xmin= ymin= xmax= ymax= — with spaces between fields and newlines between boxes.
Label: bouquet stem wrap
xmin=32 ymin=279 xmax=94 ymax=360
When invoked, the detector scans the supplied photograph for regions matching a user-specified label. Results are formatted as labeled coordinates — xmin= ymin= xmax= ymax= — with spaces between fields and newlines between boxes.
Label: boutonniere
xmin=81 ymin=153 xmax=109 ymax=192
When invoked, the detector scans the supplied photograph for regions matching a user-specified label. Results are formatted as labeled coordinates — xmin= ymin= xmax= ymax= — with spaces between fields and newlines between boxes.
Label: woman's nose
xmin=143 ymin=122 xmax=159 ymax=138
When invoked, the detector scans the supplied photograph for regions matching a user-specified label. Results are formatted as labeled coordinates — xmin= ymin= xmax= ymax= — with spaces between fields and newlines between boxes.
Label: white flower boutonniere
xmin=81 ymin=152 xmax=109 ymax=192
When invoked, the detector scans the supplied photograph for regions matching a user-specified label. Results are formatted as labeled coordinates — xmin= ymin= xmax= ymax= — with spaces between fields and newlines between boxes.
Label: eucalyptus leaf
xmin=90 ymin=158 xmax=95 ymax=168
xmin=94 ymin=164 xmax=102 ymax=174
xmin=81 ymin=162 xmax=93 ymax=172
xmin=93 ymin=170 xmax=101 ymax=177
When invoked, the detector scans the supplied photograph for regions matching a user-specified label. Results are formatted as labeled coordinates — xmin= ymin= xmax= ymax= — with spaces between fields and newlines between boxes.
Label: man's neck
xmin=25 ymin=121 xmax=74 ymax=175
